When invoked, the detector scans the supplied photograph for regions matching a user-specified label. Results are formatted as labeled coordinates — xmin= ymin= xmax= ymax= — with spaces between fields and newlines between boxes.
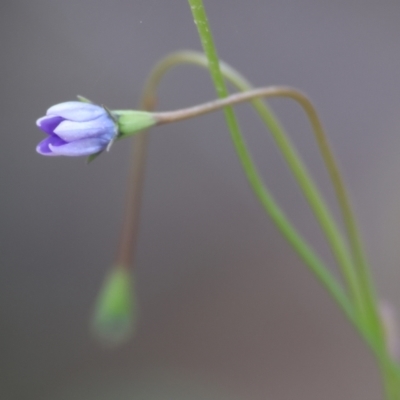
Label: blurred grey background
xmin=1 ymin=0 xmax=400 ymax=399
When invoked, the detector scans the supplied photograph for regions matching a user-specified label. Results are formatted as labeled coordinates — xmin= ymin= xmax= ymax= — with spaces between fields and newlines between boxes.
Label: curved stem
xmin=146 ymin=50 xmax=384 ymax=344
xmin=115 ymin=133 xmax=149 ymax=268
xmin=145 ymin=53 xmax=371 ymax=306
xmin=146 ymin=52 xmax=366 ymax=322
xmin=115 ymin=50 xmax=395 ymax=396
xmin=154 ymin=87 xmax=384 ymax=335
xmin=187 ymin=0 xmax=395 ymax=396
xmin=115 ymin=98 xmax=156 ymax=268
xmin=145 ymin=62 xmax=357 ymax=324
xmin=114 ymin=63 xmax=369 ymax=374
xmin=142 ymin=72 xmax=356 ymax=336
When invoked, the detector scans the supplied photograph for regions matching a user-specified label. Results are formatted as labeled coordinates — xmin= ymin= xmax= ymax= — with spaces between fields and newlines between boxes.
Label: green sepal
xmin=114 ymin=110 xmax=157 ymax=138
xmin=76 ymin=95 xmax=93 ymax=103
xmin=86 ymin=150 xmax=104 ymax=164
xmin=91 ymin=267 xmax=137 ymax=346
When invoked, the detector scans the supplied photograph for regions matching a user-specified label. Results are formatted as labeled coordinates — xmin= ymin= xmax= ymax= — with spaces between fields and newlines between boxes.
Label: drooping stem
xmin=152 ymin=86 xmax=379 ymax=341
xmin=144 ymin=48 xmax=392 ymax=358
xmin=114 ymin=132 xmax=149 ymax=268
xmin=117 ymin=83 xmax=354 ymax=338
xmin=147 ymin=73 xmax=367 ymax=324
xmin=113 ymin=54 xmax=397 ymax=397
xmin=145 ymin=51 xmax=368 ymax=325
xmin=115 ymin=97 xmax=156 ymax=268
xmin=143 ymin=45 xmax=399 ymax=361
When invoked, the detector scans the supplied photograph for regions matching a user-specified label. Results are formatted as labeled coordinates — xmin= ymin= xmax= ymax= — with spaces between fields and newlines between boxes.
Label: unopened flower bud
xmin=92 ymin=268 xmax=137 ymax=346
xmin=36 ymin=102 xmax=117 ymax=156
xmin=36 ymin=102 xmax=157 ymax=157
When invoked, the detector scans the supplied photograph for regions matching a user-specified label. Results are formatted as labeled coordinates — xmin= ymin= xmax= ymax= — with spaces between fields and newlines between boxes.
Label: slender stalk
xmin=145 ymin=50 xmax=380 ymax=332
xmin=112 ymin=36 xmax=353 ymax=340
xmin=142 ymin=51 xmax=373 ymax=336
xmin=145 ymin=49 xmax=400 ymax=385
xmin=141 ymin=83 xmax=355 ymax=335
xmin=153 ymin=87 xmax=384 ymax=347
xmin=113 ymin=73 xmax=356 ymax=339
xmin=186 ymin=2 xmax=355 ymax=327
xmin=145 ymin=54 xmax=377 ymax=341
xmin=114 ymin=132 xmax=149 ymax=268
xmin=146 ymin=46 xmax=399 ymax=369
xmin=187 ymin=0 xmax=397 ymax=397
xmin=115 ymin=98 xmax=156 ymax=268
xmin=151 ymin=47 xmax=366 ymax=324
xmin=112 ymin=13 xmax=397 ymax=400
xmin=147 ymin=53 xmax=367 ymax=323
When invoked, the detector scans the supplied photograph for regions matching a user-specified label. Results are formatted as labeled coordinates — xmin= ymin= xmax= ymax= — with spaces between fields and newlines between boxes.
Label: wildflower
xmin=36 ymin=102 xmax=117 ymax=156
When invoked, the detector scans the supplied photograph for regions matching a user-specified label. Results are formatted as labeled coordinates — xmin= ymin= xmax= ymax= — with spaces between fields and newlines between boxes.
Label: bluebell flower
xmin=36 ymin=102 xmax=117 ymax=156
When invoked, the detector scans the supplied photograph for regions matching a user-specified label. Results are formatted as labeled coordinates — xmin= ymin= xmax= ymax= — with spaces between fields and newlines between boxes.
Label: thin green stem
xmin=193 ymin=1 xmax=367 ymax=323
xmin=141 ymin=55 xmax=367 ymax=339
xmin=155 ymin=83 xmax=396 ymax=361
xmin=156 ymin=82 xmax=386 ymax=357
xmin=185 ymin=2 xmax=353 ymax=329
xmin=146 ymin=106 xmax=354 ymax=330
xmin=146 ymin=56 xmax=378 ymax=342
xmin=146 ymin=49 xmax=366 ymax=322
xmin=140 ymin=51 xmax=398 ymax=399
xmin=144 ymin=48 xmax=386 ymax=346
xmin=187 ymin=1 xmax=397 ymax=398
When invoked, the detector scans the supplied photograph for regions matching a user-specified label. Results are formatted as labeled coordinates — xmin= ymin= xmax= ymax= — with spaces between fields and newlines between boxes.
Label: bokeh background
xmin=2 ymin=1 xmax=400 ymax=399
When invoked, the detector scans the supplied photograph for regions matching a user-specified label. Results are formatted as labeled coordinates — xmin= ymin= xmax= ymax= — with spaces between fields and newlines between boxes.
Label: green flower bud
xmin=91 ymin=268 xmax=137 ymax=346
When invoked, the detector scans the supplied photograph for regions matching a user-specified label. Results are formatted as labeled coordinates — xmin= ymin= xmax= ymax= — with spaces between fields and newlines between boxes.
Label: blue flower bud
xmin=36 ymin=102 xmax=117 ymax=156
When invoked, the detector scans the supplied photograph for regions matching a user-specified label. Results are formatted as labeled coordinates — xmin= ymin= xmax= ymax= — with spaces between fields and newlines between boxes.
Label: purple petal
xmin=53 ymin=115 xmax=116 ymax=142
xmin=48 ymin=137 xmax=108 ymax=156
xmin=36 ymin=115 xmax=64 ymax=135
xmin=36 ymin=136 xmax=67 ymax=156
xmin=46 ymin=102 xmax=106 ymax=122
